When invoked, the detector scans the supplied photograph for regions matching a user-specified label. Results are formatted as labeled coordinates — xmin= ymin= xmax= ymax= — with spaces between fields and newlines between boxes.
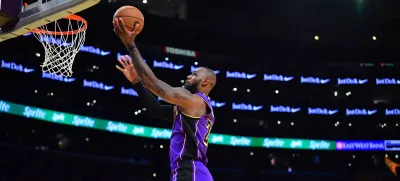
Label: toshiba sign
xmin=164 ymin=46 xmax=198 ymax=58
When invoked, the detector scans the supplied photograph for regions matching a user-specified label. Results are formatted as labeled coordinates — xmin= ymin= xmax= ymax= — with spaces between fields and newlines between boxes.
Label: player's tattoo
xmin=150 ymin=80 xmax=191 ymax=101
xmin=151 ymin=82 xmax=167 ymax=97
xmin=156 ymin=86 xmax=166 ymax=97
xmin=172 ymin=90 xmax=191 ymax=100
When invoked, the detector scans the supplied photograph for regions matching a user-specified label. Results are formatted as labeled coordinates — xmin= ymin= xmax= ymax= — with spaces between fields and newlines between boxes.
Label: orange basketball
xmin=113 ymin=6 xmax=144 ymax=34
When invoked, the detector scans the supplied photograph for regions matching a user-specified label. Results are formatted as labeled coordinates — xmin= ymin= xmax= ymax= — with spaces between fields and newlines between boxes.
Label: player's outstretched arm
xmin=113 ymin=18 xmax=202 ymax=109
xmin=128 ymin=45 xmax=202 ymax=108
xmin=116 ymin=55 xmax=174 ymax=121
xmin=129 ymin=45 xmax=201 ymax=108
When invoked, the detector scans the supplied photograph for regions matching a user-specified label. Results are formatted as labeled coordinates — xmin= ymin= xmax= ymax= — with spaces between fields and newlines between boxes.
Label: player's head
xmin=183 ymin=67 xmax=217 ymax=94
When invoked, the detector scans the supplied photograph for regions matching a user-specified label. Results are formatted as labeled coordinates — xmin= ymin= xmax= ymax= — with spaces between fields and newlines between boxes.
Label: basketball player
xmin=113 ymin=18 xmax=216 ymax=181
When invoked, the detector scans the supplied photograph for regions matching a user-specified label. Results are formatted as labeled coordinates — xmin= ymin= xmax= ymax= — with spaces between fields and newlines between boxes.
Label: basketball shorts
xmin=170 ymin=160 xmax=213 ymax=181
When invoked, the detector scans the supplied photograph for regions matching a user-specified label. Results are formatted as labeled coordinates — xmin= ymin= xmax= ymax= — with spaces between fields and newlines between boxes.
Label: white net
xmin=32 ymin=17 xmax=86 ymax=77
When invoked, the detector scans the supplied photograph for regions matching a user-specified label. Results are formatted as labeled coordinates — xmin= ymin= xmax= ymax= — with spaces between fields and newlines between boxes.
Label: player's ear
xmin=201 ymin=77 xmax=210 ymax=86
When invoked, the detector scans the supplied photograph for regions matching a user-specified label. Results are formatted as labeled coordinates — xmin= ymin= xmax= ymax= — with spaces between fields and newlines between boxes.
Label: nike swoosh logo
xmin=320 ymin=79 xmax=330 ymax=84
xmin=367 ymin=110 xmax=377 ymax=115
xmin=291 ymin=108 xmax=301 ymax=113
xmin=100 ymin=51 xmax=111 ymax=56
xmin=246 ymin=74 xmax=257 ymax=79
xmin=328 ymin=110 xmax=338 ymax=115
xmin=253 ymin=106 xmax=263 ymax=111
xmin=63 ymin=78 xmax=76 ymax=82
xmin=104 ymin=86 xmax=114 ymax=90
xmin=174 ymin=65 xmax=184 ymax=70
xmin=216 ymin=103 xmax=226 ymax=107
xmin=283 ymin=76 xmax=294 ymax=81
xmin=358 ymin=79 xmax=368 ymax=84
xmin=23 ymin=68 xmax=34 ymax=73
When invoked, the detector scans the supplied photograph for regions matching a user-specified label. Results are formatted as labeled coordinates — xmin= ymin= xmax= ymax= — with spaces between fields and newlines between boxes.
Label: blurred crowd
xmin=0 ymin=144 xmax=153 ymax=181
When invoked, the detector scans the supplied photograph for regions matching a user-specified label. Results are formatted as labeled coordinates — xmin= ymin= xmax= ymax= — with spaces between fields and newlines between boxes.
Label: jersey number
xmin=204 ymin=119 xmax=212 ymax=146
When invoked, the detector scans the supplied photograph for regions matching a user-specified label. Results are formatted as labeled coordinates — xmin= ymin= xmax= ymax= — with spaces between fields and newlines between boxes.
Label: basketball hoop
xmin=31 ymin=15 xmax=87 ymax=77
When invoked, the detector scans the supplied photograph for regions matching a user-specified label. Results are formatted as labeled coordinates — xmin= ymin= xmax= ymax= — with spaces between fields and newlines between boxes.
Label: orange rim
xmin=31 ymin=15 xmax=87 ymax=35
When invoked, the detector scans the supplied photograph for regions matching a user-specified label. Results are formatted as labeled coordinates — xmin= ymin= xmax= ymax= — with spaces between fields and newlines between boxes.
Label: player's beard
xmin=184 ymin=80 xmax=200 ymax=94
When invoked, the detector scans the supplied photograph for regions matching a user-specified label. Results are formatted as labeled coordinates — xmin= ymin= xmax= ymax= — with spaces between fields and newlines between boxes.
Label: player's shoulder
xmin=193 ymin=93 xmax=212 ymax=110
xmin=192 ymin=93 xmax=206 ymax=104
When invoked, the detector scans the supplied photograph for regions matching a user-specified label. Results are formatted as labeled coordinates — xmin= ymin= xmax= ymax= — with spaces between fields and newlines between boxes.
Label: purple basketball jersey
xmin=169 ymin=92 xmax=215 ymax=171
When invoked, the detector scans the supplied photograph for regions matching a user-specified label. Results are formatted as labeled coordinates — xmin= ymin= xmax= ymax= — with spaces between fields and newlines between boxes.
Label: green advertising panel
xmin=0 ymin=100 xmax=336 ymax=150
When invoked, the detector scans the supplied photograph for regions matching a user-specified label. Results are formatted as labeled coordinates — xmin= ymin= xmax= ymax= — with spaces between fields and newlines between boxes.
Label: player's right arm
xmin=113 ymin=19 xmax=204 ymax=110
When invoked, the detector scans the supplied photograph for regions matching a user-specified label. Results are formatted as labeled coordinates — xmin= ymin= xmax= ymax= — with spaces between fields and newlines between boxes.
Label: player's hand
xmin=113 ymin=18 xmax=139 ymax=49
xmin=116 ymin=55 xmax=139 ymax=84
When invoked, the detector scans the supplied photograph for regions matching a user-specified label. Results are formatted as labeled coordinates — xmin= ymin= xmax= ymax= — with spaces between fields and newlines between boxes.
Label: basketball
xmin=113 ymin=6 xmax=144 ymax=34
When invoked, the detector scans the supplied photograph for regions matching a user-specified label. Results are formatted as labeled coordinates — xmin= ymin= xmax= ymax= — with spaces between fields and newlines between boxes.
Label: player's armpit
xmin=142 ymin=78 xmax=202 ymax=109
xmin=173 ymin=106 xmax=178 ymax=119
xmin=158 ymin=105 xmax=175 ymax=121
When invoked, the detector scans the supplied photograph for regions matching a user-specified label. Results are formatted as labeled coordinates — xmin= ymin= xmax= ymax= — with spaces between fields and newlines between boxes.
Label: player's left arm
xmin=132 ymin=82 xmax=175 ymax=121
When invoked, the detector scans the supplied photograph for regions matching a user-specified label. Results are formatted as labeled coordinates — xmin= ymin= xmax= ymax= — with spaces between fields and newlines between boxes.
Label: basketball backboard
xmin=0 ymin=0 xmax=100 ymax=42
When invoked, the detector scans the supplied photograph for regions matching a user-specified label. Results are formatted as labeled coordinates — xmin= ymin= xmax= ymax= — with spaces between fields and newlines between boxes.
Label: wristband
xmin=131 ymin=79 xmax=141 ymax=85
xmin=127 ymin=45 xmax=136 ymax=52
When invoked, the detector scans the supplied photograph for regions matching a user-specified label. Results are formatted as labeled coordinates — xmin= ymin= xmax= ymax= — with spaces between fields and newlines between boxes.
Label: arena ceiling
xmin=96 ymin=0 xmax=400 ymax=65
